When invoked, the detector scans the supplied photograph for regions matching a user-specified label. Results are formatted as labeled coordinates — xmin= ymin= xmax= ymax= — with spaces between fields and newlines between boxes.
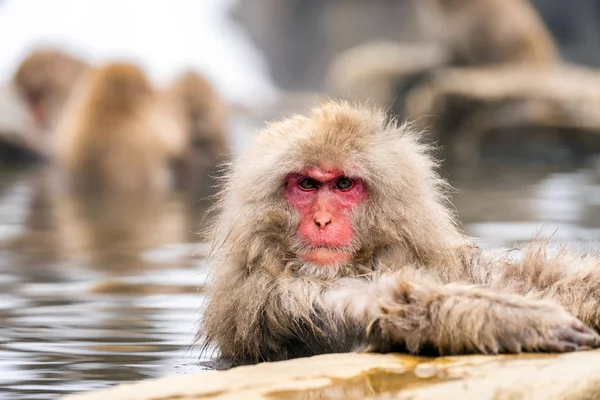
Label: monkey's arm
xmin=202 ymin=268 xmax=598 ymax=366
xmin=471 ymin=246 xmax=600 ymax=329
xmin=358 ymin=271 xmax=598 ymax=355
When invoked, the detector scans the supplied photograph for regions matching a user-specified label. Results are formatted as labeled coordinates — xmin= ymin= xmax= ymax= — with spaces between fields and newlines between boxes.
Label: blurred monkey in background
xmin=54 ymin=62 xmax=187 ymax=193
xmin=425 ymin=0 xmax=558 ymax=66
xmin=166 ymin=71 xmax=230 ymax=192
xmin=13 ymin=48 xmax=89 ymax=130
xmin=326 ymin=0 xmax=558 ymax=118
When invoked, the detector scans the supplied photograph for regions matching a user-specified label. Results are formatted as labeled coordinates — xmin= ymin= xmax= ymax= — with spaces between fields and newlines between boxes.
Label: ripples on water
xmin=2 ymin=159 xmax=600 ymax=398
xmin=0 ymin=169 xmax=211 ymax=399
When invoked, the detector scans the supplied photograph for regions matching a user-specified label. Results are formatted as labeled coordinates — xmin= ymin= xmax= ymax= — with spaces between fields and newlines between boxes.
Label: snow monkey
xmin=54 ymin=63 xmax=187 ymax=193
xmin=13 ymin=48 xmax=89 ymax=130
xmin=200 ymin=102 xmax=600 ymax=368
xmin=428 ymin=0 xmax=558 ymax=66
xmin=167 ymin=71 xmax=228 ymax=160
xmin=166 ymin=71 xmax=230 ymax=191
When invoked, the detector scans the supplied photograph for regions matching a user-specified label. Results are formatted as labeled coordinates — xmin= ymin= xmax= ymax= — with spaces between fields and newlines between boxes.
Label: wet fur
xmin=200 ymin=102 xmax=600 ymax=367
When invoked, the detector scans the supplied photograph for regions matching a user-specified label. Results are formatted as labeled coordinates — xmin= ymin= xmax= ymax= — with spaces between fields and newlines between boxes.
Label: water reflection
xmin=0 ymin=286 xmax=203 ymax=399
xmin=455 ymin=165 xmax=600 ymax=250
xmin=2 ymin=156 xmax=600 ymax=399
xmin=0 ymin=167 xmax=209 ymax=400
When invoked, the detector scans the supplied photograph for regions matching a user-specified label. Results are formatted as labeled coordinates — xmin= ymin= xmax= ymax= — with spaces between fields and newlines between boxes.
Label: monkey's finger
xmin=571 ymin=321 xmax=599 ymax=337
xmin=498 ymin=336 xmax=522 ymax=354
xmin=557 ymin=329 xmax=600 ymax=348
xmin=540 ymin=340 xmax=579 ymax=353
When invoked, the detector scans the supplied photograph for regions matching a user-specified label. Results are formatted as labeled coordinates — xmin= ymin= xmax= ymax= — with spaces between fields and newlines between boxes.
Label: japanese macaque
xmin=166 ymin=71 xmax=229 ymax=190
xmin=168 ymin=71 xmax=228 ymax=158
xmin=54 ymin=63 xmax=187 ymax=193
xmin=200 ymin=102 xmax=600 ymax=368
xmin=326 ymin=0 xmax=557 ymax=117
xmin=13 ymin=48 xmax=89 ymax=130
xmin=426 ymin=0 xmax=559 ymax=66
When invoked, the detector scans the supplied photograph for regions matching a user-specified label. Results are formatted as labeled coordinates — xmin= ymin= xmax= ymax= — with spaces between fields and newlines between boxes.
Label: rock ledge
xmin=62 ymin=350 xmax=600 ymax=400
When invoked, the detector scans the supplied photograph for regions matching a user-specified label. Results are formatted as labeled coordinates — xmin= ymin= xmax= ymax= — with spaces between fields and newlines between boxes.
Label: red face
xmin=284 ymin=166 xmax=367 ymax=266
xmin=26 ymin=91 xmax=48 ymax=128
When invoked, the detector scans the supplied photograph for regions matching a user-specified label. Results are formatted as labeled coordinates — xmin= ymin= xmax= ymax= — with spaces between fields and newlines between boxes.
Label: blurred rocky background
xmin=234 ymin=0 xmax=600 ymax=90
xmin=233 ymin=0 xmax=600 ymax=170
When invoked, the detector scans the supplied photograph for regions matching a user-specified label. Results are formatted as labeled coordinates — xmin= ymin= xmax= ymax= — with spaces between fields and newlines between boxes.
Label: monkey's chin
xmin=300 ymin=248 xmax=352 ymax=266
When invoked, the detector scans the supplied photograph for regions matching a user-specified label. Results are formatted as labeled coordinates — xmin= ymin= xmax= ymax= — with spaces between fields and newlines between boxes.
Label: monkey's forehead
xmin=223 ymin=103 xmax=443 ymax=222
xmin=233 ymin=101 xmax=437 ymax=196
xmin=256 ymin=101 xmax=418 ymax=161
xmin=256 ymin=102 xmax=386 ymax=150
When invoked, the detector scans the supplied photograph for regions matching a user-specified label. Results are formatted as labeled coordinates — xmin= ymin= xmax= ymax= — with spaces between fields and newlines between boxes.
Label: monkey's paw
xmin=365 ymin=298 xmax=600 ymax=355
xmin=484 ymin=303 xmax=600 ymax=354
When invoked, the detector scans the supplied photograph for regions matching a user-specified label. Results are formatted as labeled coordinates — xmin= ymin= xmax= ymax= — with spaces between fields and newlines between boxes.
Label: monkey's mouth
xmin=299 ymin=247 xmax=353 ymax=266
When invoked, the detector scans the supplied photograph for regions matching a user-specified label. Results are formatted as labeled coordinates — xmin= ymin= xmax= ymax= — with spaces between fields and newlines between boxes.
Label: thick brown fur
xmin=429 ymin=0 xmax=559 ymax=66
xmin=13 ymin=48 xmax=89 ymax=129
xmin=200 ymin=102 xmax=600 ymax=367
xmin=166 ymin=71 xmax=230 ymax=191
xmin=54 ymin=63 xmax=187 ymax=193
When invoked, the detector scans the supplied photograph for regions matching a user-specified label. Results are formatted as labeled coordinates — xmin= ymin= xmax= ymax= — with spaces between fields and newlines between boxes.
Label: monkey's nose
xmin=313 ymin=211 xmax=332 ymax=228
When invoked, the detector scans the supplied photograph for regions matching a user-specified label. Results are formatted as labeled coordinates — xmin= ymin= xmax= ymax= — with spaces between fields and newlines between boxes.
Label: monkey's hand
xmin=365 ymin=279 xmax=600 ymax=355
xmin=475 ymin=246 xmax=600 ymax=330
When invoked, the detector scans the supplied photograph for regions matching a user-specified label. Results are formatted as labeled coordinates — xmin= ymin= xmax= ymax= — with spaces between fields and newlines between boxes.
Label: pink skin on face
xmin=284 ymin=166 xmax=367 ymax=266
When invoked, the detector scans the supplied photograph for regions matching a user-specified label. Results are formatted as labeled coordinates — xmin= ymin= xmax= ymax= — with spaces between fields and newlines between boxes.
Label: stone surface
xmin=404 ymin=64 xmax=600 ymax=166
xmin=407 ymin=64 xmax=600 ymax=121
xmin=62 ymin=350 xmax=600 ymax=400
xmin=326 ymin=40 xmax=448 ymax=108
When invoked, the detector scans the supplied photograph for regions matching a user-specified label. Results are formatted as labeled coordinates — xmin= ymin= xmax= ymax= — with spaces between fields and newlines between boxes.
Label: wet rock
xmin=62 ymin=350 xmax=600 ymax=400
xmin=405 ymin=64 xmax=600 ymax=167
xmin=326 ymin=41 xmax=448 ymax=113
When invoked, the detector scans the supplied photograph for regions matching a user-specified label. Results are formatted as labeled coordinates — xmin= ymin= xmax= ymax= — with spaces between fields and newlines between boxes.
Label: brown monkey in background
xmin=200 ymin=102 xmax=600 ymax=368
xmin=13 ymin=48 xmax=89 ymax=130
xmin=168 ymin=71 xmax=228 ymax=158
xmin=166 ymin=71 xmax=229 ymax=191
xmin=427 ymin=0 xmax=558 ymax=66
xmin=326 ymin=0 xmax=557 ymax=121
xmin=54 ymin=63 xmax=186 ymax=193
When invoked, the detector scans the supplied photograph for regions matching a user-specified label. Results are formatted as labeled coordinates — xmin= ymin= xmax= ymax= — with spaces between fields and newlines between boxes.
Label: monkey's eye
xmin=299 ymin=179 xmax=318 ymax=190
xmin=336 ymin=178 xmax=353 ymax=190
